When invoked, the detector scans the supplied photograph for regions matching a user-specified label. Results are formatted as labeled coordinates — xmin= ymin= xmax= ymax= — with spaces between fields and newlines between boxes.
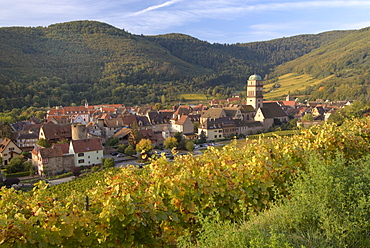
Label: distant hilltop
xmin=0 ymin=20 xmax=369 ymax=110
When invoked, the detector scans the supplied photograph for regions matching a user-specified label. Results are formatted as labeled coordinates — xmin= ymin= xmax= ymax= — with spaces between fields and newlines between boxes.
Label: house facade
xmin=32 ymin=146 xmax=74 ymax=176
xmin=14 ymin=132 xmax=39 ymax=151
xmin=170 ymin=115 xmax=194 ymax=134
xmin=254 ymin=102 xmax=289 ymax=129
xmin=39 ymin=123 xmax=72 ymax=143
xmin=69 ymin=138 xmax=104 ymax=167
xmin=0 ymin=138 xmax=22 ymax=166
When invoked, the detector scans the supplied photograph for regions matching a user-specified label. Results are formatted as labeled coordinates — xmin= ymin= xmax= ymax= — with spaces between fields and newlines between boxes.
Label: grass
xmin=178 ymin=93 xmax=227 ymax=101
xmin=263 ymin=73 xmax=333 ymax=100
xmin=178 ymin=93 xmax=209 ymax=100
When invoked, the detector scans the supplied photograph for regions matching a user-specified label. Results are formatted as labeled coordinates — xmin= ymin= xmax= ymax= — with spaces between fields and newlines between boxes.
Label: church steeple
xmin=246 ymin=74 xmax=263 ymax=110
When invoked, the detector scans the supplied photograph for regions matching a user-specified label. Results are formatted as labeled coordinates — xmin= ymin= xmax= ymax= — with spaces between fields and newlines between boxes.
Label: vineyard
xmin=1 ymin=118 xmax=370 ymax=247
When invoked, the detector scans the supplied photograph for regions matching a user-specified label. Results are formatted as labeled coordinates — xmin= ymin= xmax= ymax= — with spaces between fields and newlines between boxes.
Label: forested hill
xmin=0 ymin=20 xmax=359 ymax=110
xmin=272 ymin=27 xmax=370 ymax=101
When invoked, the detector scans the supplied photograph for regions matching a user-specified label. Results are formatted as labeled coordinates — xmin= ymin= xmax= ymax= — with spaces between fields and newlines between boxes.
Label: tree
xmin=35 ymin=111 xmax=45 ymax=120
xmin=136 ymin=139 xmax=153 ymax=160
xmin=124 ymin=145 xmax=136 ymax=156
xmin=185 ymin=140 xmax=194 ymax=151
xmin=302 ymin=113 xmax=313 ymax=121
xmin=164 ymin=137 xmax=178 ymax=149
xmin=5 ymin=156 xmax=28 ymax=173
xmin=199 ymin=131 xmax=207 ymax=143
xmin=29 ymin=164 xmax=36 ymax=177
xmin=1 ymin=122 xmax=13 ymax=139
xmin=128 ymin=122 xmax=142 ymax=148
xmin=136 ymin=139 xmax=153 ymax=154
xmin=117 ymin=144 xmax=128 ymax=153
xmin=106 ymin=137 xmax=119 ymax=147
xmin=161 ymin=95 xmax=166 ymax=104
xmin=193 ymin=121 xmax=200 ymax=133
xmin=174 ymin=132 xmax=183 ymax=143
xmin=154 ymin=103 xmax=162 ymax=110
xmin=37 ymin=138 xmax=51 ymax=148
xmin=102 ymin=158 xmax=115 ymax=168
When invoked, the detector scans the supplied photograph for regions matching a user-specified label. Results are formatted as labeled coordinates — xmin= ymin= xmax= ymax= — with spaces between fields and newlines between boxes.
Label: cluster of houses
xmin=0 ymin=74 xmax=348 ymax=176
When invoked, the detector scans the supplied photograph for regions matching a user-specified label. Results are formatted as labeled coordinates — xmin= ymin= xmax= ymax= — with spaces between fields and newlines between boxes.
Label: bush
xmin=164 ymin=137 xmax=178 ymax=149
xmin=106 ymin=137 xmax=119 ymax=147
xmin=185 ymin=140 xmax=194 ymax=151
xmin=71 ymin=166 xmax=81 ymax=177
xmin=234 ymin=152 xmax=370 ymax=248
xmin=5 ymin=157 xmax=28 ymax=173
xmin=124 ymin=145 xmax=136 ymax=156
xmin=103 ymin=158 xmax=115 ymax=168
xmin=117 ymin=144 xmax=128 ymax=153
xmin=3 ymin=171 xmax=30 ymax=178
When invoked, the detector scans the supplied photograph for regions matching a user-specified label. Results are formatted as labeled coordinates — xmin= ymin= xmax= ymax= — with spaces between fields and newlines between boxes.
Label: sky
xmin=1 ymin=0 xmax=370 ymax=44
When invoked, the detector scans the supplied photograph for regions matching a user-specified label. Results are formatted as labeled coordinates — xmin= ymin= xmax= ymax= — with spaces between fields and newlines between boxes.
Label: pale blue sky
xmin=1 ymin=0 xmax=370 ymax=44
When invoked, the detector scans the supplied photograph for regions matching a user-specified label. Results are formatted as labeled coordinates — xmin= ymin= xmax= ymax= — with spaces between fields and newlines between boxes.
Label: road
xmin=48 ymin=176 xmax=75 ymax=185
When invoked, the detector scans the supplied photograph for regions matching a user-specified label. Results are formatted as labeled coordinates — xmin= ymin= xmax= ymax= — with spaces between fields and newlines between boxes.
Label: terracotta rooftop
xmin=71 ymin=138 xmax=103 ymax=153
xmin=53 ymin=143 xmax=70 ymax=154
xmin=0 ymin=138 xmax=12 ymax=153
xmin=40 ymin=123 xmax=72 ymax=140
xmin=39 ymin=146 xmax=64 ymax=158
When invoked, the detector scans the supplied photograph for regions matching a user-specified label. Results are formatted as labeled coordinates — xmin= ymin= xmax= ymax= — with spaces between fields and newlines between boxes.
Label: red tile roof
xmin=53 ymin=143 xmax=70 ymax=154
xmin=39 ymin=146 xmax=64 ymax=158
xmin=71 ymin=138 xmax=103 ymax=153
xmin=0 ymin=138 xmax=12 ymax=153
xmin=41 ymin=123 xmax=72 ymax=140
xmin=175 ymin=115 xmax=189 ymax=125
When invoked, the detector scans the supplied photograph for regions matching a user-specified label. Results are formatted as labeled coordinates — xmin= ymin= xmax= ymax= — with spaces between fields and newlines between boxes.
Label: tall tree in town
xmin=128 ymin=121 xmax=142 ymax=149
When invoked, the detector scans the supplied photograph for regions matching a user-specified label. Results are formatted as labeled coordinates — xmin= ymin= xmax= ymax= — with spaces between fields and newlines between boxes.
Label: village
xmin=0 ymin=74 xmax=350 ymax=177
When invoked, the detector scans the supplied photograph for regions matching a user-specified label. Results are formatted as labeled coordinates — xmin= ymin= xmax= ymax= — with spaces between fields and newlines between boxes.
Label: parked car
xmin=110 ymin=152 xmax=118 ymax=156
xmin=116 ymin=153 xmax=125 ymax=157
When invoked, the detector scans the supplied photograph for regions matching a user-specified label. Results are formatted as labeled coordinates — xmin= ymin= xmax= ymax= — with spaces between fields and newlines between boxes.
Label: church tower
xmin=246 ymin=74 xmax=264 ymax=110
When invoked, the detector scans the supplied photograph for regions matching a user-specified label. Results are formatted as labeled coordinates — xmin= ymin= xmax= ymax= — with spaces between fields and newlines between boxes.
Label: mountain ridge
xmin=0 ymin=20 xmax=368 ymax=110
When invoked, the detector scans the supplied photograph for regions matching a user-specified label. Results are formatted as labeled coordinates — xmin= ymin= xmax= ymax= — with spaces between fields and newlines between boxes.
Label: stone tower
xmin=246 ymin=74 xmax=263 ymax=110
xmin=71 ymin=123 xmax=87 ymax=141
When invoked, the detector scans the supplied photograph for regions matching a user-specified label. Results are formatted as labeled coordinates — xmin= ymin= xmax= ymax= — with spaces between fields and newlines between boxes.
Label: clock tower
xmin=246 ymin=74 xmax=263 ymax=110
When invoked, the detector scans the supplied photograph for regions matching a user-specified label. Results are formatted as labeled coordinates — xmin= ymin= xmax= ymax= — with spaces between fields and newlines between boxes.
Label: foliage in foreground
xmin=1 ymin=118 xmax=370 ymax=247
xmin=179 ymin=152 xmax=370 ymax=248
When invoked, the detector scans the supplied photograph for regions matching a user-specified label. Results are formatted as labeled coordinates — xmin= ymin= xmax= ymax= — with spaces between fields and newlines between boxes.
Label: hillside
xmin=263 ymin=73 xmax=334 ymax=100
xmin=272 ymin=27 xmax=370 ymax=101
xmin=0 ymin=20 xmax=363 ymax=109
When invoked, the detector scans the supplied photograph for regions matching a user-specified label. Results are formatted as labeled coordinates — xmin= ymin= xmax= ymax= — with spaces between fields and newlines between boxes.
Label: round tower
xmin=246 ymin=74 xmax=263 ymax=110
xmin=72 ymin=124 xmax=87 ymax=140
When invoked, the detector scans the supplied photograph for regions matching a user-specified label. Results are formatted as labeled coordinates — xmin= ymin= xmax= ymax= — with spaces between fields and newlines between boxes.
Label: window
xmin=78 ymin=153 xmax=84 ymax=157
xmin=78 ymin=159 xmax=84 ymax=163
xmin=214 ymin=135 xmax=217 ymax=138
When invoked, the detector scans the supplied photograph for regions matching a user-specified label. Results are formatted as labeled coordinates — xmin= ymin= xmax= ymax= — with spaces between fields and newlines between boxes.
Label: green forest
xmin=0 ymin=20 xmax=367 ymax=110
